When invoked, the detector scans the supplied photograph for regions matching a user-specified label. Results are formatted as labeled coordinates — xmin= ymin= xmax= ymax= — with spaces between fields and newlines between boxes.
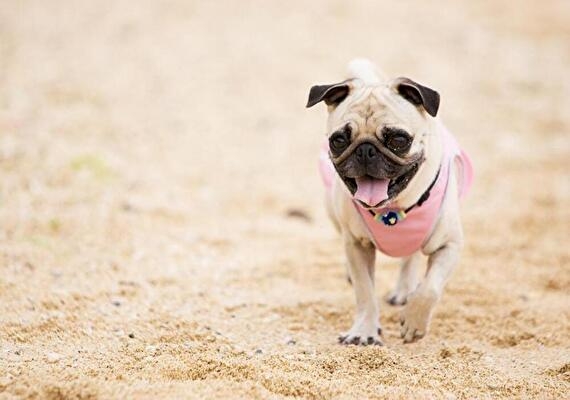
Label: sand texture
xmin=0 ymin=1 xmax=569 ymax=399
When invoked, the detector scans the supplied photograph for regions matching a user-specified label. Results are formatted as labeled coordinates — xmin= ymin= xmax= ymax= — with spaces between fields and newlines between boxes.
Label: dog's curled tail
xmin=347 ymin=58 xmax=387 ymax=85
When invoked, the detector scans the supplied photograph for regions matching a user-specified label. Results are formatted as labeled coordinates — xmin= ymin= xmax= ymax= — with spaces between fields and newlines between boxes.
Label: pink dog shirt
xmin=319 ymin=128 xmax=473 ymax=258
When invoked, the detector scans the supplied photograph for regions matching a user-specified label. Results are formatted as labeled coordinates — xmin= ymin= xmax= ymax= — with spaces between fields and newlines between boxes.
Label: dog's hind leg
xmin=386 ymin=252 xmax=423 ymax=306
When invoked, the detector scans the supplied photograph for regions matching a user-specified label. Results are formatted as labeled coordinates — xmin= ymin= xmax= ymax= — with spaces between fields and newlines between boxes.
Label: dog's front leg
xmin=400 ymin=241 xmax=462 ymax=343
xmin=339 ymin=234 xmax=382 ymax=346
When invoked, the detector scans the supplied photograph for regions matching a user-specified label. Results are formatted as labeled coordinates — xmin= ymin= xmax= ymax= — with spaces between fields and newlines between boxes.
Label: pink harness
xmin=319 ymin=128 xmax=473 ymax=258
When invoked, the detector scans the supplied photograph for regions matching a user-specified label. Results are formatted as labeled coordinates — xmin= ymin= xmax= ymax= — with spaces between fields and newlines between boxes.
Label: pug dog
xmin=307 ymin=59 xmax=473 ymax=345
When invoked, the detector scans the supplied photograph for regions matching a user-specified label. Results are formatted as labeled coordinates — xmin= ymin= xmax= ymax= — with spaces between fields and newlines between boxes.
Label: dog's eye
xmin=386 ymin=134 xmax=410 ymax=150
xmin=384 ymin=130 xmax=412 ymax=154
xmin=332 ymin=136 xmax=347 ymax=149
xmin=329 ymin=132 xmax=350 ymax=153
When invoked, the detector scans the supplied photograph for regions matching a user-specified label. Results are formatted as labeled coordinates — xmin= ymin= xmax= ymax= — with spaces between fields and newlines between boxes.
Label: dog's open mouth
xmin=353 ymin=176 xmax=390 ymax=208
xmin=343 ymin=164 xmax=419 ymax=209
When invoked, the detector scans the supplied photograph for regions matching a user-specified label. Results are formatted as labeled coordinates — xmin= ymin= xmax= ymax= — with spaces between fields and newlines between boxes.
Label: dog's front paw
xmin=386 ymin=289 xmax=410 ymax=306
xmin=339 ymin=322 xmax=383 ymax=346
xmin=399 ymin=288 xmax=438 ymax=343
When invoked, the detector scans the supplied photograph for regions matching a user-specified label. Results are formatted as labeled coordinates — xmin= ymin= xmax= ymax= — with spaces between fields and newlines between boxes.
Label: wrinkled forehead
xmin=328 ymin=85 xmax=426 ymax=136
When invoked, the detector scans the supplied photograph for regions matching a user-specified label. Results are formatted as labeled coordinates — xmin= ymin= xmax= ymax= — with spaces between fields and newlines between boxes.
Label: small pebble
xmin=254 ymin=349 xmax=263 ymax=355
xmin=121 ymin=202 xmax=134 ymax=212
xmin=128 ymin=333 xmax=135 ymax=339
xmin=285 ymin=208 xmax=312 ymax=222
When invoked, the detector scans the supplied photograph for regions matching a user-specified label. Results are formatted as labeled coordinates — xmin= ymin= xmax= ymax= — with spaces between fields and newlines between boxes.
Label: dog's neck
xmin=393 ymin=119 xmax=444 ymax=209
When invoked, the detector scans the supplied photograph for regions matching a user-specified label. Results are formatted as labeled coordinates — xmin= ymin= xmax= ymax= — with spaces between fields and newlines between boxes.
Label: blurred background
xmin=1 ymin=1 xmax=568 ymax=398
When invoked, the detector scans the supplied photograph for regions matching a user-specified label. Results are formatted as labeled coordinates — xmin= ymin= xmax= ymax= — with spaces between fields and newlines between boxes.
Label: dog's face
xmin=307 ymin=77 xmax=440 ymax=208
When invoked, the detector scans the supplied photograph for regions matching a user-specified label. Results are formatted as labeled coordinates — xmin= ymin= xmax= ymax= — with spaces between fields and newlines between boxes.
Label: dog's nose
xmin=355 ymin=143 xmax=378 ymax=163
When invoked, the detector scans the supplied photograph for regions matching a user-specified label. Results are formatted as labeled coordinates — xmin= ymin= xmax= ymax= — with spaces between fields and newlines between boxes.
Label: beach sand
xmin=0 ymin=1 xmax=569 ymax=398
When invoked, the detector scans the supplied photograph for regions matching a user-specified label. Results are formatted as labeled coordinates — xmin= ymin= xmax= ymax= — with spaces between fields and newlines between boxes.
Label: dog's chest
xmin=354 ymin=178 xmax=448 ymax=257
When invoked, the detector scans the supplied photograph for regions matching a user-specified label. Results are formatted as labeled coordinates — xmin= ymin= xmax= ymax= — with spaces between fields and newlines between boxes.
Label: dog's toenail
xmin=350 ymin=336 xmax=360 ymax=345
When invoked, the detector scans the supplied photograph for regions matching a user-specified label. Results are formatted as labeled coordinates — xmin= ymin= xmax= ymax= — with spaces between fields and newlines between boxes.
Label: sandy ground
xmin=0 ymin=1 xmax=569 ymax=399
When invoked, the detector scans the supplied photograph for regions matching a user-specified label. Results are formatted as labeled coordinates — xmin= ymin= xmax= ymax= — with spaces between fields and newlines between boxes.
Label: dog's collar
xmin=368 ymin=166 xmax=441 ymax=226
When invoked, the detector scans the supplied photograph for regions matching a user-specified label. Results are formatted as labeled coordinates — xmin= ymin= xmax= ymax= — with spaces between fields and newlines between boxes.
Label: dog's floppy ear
xmin=395 ymin=77 xmax=440 ymax=117
xmin=306 ymin=81 xmax=350 ymax=108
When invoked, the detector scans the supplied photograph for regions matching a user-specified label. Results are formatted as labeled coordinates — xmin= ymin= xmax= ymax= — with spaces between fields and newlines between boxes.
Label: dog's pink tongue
xmin=354 ymin=177 xmax=389 ymax=207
